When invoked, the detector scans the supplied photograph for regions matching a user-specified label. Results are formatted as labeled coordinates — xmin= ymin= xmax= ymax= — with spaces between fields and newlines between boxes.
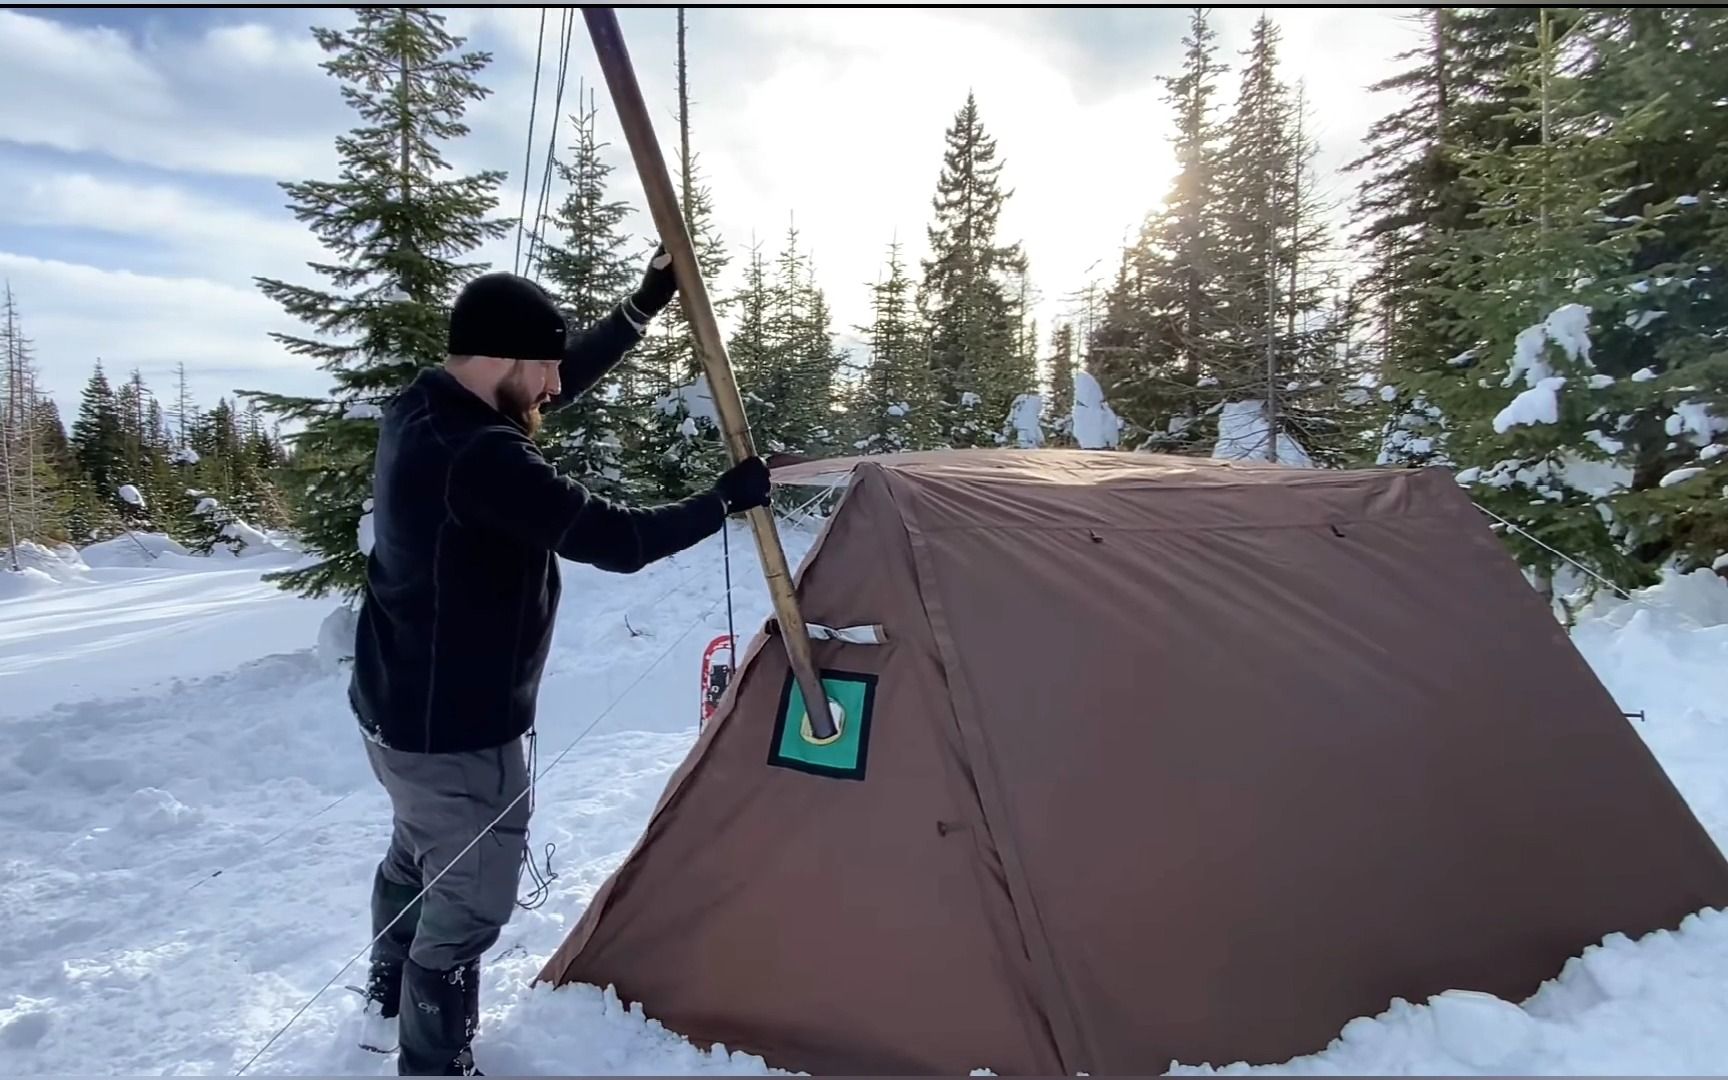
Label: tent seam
xmin=881 ymin=467 xmax=1090 ymax=1076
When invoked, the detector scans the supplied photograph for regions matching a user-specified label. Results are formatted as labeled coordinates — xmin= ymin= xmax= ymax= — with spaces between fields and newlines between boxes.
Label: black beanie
xmin=447 ymin=272 xmax=568 ymax=361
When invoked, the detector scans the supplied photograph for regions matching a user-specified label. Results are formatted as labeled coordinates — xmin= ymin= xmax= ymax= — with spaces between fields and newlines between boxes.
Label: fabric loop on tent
xmin=805 ymin=622 xmax=887 ymax=645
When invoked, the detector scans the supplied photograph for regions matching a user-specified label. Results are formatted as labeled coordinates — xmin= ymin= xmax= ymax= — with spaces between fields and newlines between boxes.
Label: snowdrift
xmin=2 ymin=518 xmax=1726 ymax=1075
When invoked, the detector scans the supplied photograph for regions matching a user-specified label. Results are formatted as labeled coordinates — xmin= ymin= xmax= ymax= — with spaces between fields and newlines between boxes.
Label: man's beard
xmin=496 ymin=372 xmax=545 ymax=437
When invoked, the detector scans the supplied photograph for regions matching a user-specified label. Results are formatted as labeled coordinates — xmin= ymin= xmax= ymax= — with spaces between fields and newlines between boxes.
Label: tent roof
xmin=769 ymin=447 xmax=1363 ymax=488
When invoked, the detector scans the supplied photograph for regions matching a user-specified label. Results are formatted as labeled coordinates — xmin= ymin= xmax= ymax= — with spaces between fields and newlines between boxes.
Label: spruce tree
xmin=1552 ymin=8 xmax=1728 ymax=576
xmin=1417 ymin=8 xmax=1678 ymax=593
xmin=1089 ymin=8 xmax=1229 ymax=449
xmin=244 ymin=7 xmax=511 ymax=598
xmin=535 ymin=85 xmax=638 ymax=499
xmin=727 ymin=240 xmax=781 ymax=446
xmin=852 ymin=240 xmax=935 ymax=453
xmin=619 ymin=19 xmax=730 ymax=499
xmin=1044 ymin=322 xmax=1077 ymax=446
xmin=1346 ymin=9 xmax=1545 ymax=470
xmin=69 ymin=361 xmax=126 ymax=538
xmin=918 ymin=92 xmax=1028 ymax=446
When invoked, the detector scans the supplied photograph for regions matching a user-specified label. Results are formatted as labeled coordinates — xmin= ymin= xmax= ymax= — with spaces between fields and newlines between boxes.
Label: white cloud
xmin=1 ymin=6 xmax=1423 ymax=424
xmin=0 ymin=8 xmax=340 ymax=178
xmin=0 ymin=253 xmax=325 ymax=413
xmin=0 ymin=167 xmax=322 ymax=286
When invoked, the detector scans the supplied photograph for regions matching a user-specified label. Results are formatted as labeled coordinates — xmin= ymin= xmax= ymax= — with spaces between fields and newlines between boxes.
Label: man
xmin=349 ymin=248 xmax=771 ymax=1075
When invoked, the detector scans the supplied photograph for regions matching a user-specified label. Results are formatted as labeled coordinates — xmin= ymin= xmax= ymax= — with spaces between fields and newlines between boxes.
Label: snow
xmin=1379 ymin=384 xmax=1398 ymax=402
xmin=1587 ymin=374 xmax=1616 ymax=389
xmin=357 ymin=499 xmax=376 ymax=557
xmin=171 ymin=446 xmax=201 ymax=466
xmin=1668 ymin=400 xmax=1726 ymax=447
xmin=84 ymin=531 xmax=189 ymax=566
xmin=1503 ymin=305 xmax=1595 ymax=397
xmin=1004 ymin=392 xmax=1044 ymax=448
xmin=1660 ymin=467 xmax=1708 ymax=488
xmin=0 ymin=565 xmax=62 ymax=600
xmin=1493 ymin=377 xmax=1567 ymax=434
xmin=344 ymin=402 xmax=384 ymax=421
xmin=1703 ymin=444 xmax=1727 ymax=462
xmin=886 ymin=403 xmax=907 ymax=417
xmin=1505 ymin=325 xmax=1554 ymax=388
xmin=655 ymin=377 xmax=719 ymax=426
xmin=117 ymin=483 xmax=144 ymax=507
xmin=1624 ymin=310 xmax=1665 ymax=331
xmin=1543 ymin=303 xmax=1593 ymax=363
xmin=1584 ymin=429 xmax=1625 ymax=455
xmin=223 ymin=519 xmax=274 ymax=552
xmin=1632 ymin=367 xmax=1658 ymax=382
xmin=1676 ymin=195 xmax=1701 ymax=206
xmin=1071 ymin=371 xmax=1122 ymax=450
xmin=6 ymin=525 xmax=1728 ymax=1076
xmin=1556 ymin=452 xmax=1634 ymax=498
xmin=0 ymin=519 xmax=819 ymax=1075
xmin=0 ymin=538 xmax=322 ymax=719
xmin=1212 ymin=400 xmax=1313 ymax=468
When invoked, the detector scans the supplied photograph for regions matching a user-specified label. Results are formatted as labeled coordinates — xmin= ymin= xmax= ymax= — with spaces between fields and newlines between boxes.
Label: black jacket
xmin=349 ymin=306 xmax=728 ymax=754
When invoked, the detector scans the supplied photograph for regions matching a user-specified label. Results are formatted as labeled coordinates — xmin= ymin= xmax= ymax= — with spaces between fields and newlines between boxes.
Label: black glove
xmin=627 ymin=244 xmax=678 ymax=321
xmin=713 ymin=455 xmax=771 ymax=515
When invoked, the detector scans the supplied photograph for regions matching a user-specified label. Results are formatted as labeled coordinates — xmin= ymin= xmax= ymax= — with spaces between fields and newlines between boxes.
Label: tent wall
xmin=538 ymin=467 xmax=1065 ymax=1075
xmin=894 ymin=463 xmax=1728 ymax=1071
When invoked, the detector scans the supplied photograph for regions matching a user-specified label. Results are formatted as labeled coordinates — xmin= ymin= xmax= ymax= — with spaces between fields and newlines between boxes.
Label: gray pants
xmin=363 ymin=734 xmax=531 ymax=971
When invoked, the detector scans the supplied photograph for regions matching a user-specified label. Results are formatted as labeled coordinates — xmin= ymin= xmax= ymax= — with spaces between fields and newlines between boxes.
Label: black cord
xmin=516 ymin=728 xmax=558 ymax=911
xmin=513 ymin=8 xmax=547 ymax=275
xmin=723 ymin=520 xmax=736 ymax=653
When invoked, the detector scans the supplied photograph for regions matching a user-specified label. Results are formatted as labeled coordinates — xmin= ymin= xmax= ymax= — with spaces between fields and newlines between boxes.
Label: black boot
xmin=398 ymin=958 xmax=482 ymax=1076
xmin=367 ymin=867 xmax=424 ymax=1018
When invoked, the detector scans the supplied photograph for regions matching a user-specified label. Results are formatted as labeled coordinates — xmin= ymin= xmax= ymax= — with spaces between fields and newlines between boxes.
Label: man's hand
xmin=713 ymin=455 xmax=771 ymax=515
xmin=629 ymin=244 xmax=678 ymax=321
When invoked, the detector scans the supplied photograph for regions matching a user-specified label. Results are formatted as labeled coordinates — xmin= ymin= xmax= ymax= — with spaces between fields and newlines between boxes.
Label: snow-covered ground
xmin=2 ymin=524 xmax=1727 ymax=1075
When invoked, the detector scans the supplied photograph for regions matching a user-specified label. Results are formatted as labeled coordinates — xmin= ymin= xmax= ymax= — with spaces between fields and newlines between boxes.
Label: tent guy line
xmin=1473 ymin=500 xmax=1634 ymax=602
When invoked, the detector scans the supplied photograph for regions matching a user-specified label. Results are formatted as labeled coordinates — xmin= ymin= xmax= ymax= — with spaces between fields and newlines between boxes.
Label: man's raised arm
xmin=550 ymin=246 xmax=679 ymax=409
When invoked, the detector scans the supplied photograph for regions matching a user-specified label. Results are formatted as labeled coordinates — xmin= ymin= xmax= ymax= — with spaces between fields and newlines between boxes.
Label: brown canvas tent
xmin=538 ymin=448 xmax=1728 ymax=1075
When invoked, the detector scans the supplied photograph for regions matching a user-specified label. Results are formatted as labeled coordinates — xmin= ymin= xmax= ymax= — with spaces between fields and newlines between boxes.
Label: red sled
xmin=700 ymin=634 xmax=734 ymax=729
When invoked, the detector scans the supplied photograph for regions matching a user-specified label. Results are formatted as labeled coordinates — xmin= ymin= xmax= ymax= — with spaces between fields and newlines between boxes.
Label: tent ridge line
xmin=881 ymin=469 xmax=1091 ymax=1075
xmin=906 ymin=510 xmax=1469 ymax=536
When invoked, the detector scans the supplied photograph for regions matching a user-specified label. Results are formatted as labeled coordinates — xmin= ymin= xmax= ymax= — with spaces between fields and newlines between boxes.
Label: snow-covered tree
xmin=1410 ymin=8 xmax=1683 ymax=593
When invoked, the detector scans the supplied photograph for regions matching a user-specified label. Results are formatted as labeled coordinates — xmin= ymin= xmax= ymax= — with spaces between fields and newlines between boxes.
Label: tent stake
xmin=581 ymin=6 xmax=838 ymax=743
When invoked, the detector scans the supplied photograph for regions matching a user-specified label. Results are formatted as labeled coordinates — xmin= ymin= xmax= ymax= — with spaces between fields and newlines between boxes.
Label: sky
xmin=0 ymin=5 xmax=1424 ymax=423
